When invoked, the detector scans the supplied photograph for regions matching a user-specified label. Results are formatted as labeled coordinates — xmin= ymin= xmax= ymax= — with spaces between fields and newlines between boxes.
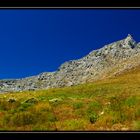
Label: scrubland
xmin=0 ymin=66 xmax=140 ymax=131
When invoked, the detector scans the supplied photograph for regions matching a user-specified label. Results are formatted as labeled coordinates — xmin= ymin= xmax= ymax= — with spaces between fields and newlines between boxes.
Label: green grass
xmin=1 ymin=66 xmax=140 ymax=130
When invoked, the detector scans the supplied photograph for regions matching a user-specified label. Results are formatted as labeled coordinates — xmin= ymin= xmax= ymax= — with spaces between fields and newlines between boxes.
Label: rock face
xmin=1 ymin=34 xmax=140 ymax=93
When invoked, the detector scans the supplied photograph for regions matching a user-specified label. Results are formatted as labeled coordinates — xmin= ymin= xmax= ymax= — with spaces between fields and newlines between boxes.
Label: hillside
xmin=1 ymin=34 xmax=140 ymax=93
xmin=0 ymin=65 xmax=140 ymax=130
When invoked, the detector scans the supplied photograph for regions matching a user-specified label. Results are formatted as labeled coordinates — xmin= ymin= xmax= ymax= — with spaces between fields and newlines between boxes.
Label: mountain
xmin=1 ymin=34 xmax=140 ymax=93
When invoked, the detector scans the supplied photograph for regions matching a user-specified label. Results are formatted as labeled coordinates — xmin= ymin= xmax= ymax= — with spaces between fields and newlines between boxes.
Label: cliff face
xmin=1 ymin=34 xmax=140 ymax=93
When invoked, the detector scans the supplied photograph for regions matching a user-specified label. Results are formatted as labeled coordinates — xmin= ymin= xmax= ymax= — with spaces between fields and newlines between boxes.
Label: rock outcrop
xmin=1 ymin=34 xmax=140 ymax=93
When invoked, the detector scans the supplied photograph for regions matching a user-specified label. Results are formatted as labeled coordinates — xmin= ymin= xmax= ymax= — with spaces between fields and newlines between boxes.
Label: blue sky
xmin=0 ymin=9 xmax=140 ymax=79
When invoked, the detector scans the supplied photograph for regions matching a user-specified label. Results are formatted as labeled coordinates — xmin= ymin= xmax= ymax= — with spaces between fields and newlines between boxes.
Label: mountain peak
xmin=124 ymin=34 xmax=134 ymax=42
xmin=122 ymin=34 xmax=136 ymax=48
xmin=127 ymin=34 xmax=133 ymax=39
xmin=0 ymin=34 xmax=140 ymax=93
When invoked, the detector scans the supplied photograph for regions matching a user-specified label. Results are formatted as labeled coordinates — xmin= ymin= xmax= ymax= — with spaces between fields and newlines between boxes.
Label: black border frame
xmin=0 ymin=131 xmax=140 ymax=140
xmin=0 ymin=0 xmax=140 ymax=140
xmin=0 ymin=0 xmax=139 ymax=7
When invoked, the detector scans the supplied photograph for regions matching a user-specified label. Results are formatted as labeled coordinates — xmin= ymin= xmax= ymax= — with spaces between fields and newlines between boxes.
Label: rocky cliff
xmin=1 ymin=34 xmax=140 ymax=93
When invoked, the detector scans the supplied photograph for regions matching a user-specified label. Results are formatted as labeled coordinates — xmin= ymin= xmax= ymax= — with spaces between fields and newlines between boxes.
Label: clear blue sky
xmin=0 ymin=9 xmax=140 ymax=79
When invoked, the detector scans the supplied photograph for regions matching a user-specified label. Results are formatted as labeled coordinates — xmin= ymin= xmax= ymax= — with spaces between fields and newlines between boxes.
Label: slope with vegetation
xmin=0 ymin=64 xmax=140 ymax=130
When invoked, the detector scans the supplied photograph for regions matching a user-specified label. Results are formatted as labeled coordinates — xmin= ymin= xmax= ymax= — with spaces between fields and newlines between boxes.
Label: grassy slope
xmin=1 ymin=66 xmax=140 ymax=130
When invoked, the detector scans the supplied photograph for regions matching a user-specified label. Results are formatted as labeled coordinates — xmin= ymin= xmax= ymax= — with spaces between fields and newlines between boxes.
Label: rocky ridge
xmin=1 ymin=34 xmax=140 ymax=93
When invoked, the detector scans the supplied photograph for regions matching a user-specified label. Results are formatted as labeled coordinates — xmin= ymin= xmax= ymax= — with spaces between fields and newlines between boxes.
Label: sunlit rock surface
xmin=1 ymin=34 xmax=140 ymax=93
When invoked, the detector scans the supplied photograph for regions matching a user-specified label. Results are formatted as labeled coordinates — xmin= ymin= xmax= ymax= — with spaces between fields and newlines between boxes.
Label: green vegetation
xmin=1 ymin=66 xmax=140 ymax=130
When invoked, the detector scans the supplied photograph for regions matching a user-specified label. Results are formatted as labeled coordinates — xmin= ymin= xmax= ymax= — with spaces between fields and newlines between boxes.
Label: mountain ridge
xmin=1 ymin=34 xmax=140 ymax=93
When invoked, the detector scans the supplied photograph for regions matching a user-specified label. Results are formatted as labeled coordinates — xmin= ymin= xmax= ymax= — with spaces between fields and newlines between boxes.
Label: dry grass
xmin=0 ymin=66 xmax=140 ymax=130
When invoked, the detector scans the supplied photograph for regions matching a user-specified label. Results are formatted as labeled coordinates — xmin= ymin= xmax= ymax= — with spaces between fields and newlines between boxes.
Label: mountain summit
xmin=1 ymin=34 xmax=140 ymax=93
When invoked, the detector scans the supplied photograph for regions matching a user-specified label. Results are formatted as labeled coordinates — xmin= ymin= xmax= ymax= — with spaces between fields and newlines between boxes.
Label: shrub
xmin=87 ymin=101 xmax=102 ymax=113
xmin=75 ymin=109 xmax=86 ymax=117
xmin=124 ymin=96 xmax=139 ymax=107
xmin=58 ymin=119 xmax=87 ymax=130
xmin=109 ymin=96 xmax=123 ymax=111
xmin=8 ymin=98 xmax=16 ymax=103
xmin=0 ymin=100 xmax=11 ymax=110
xmin=73 ymin=102 xmax=84 ymax=109
xmin=24 ymin=98 xmax=38 ymax=104
xmin=0 ymin=99 xmax=20 ymax=111
xmin=132 ymin=120 xmax=140 ymax=130
xmin=135 ymin=108 xmax=140 ymax=118
xmin=38 ymin=96 xmax=46 ymax=101
xmin=4 ymin=112 xmax=37 ymax=126
xmin=32 ymin=122 xmax=56 ymax=131
xmin=47 ymin=112 xmax=57 ymax=122
xmin=18 ymin=103 xmax=33 ymax=111
xmin=89 ymin=112 xmax=98 ymax=124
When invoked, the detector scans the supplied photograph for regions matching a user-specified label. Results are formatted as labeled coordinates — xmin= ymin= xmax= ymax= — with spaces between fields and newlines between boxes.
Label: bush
xmin=89 ymin=112 xmax=98 ymax=124
xmin=109 ymin=96 xmax=123 ymax=111
xmin=75 ymin=109 xmax=86 ymax=117
xmin=24 ymin=98 xmax=38 ymax=104
xmin=47 ymin=112 xmax=57 ymax=122
xmin=132 ymin=120 xmax=140 ymax=130
xmin=32 ymin=122 xmax=56 ymax=131
xmin=87 ymin=101 xmax=102 ymax=113
xmin=73 ymin=102 xmax=84 ymax=109
xmin=38 ymin=96 xmax=46 ymax=101
xmin=4 ymin=112 xmax=37 ymax=126
xmin=58 ymin=119 xmax=87 ymax=130
xmin=0 ymin=99 xmax=20 ymax=111
xmin=8 ymin=98 xmax=16 ymax=103
xmin=18 ymin=103 xmax=33 ymax=111
xmin=135 ymin=108 xmax=140 ymax=118
xmin=0 ymin=100 xmax=10 ymax=110
xmin=124 ymin=96 xmax=139 ymax=107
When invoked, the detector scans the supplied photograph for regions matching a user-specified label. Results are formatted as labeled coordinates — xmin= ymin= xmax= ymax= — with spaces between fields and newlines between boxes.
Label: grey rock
xmin=1 ymin=34 xmax=140 ymax=93
xmin=49 ymin=98 xmax=62 ymax=103
xmin=24 ymin=98 xmax=38 ymax=104
xmin=7 ymin=98 xmax=16 ymax=103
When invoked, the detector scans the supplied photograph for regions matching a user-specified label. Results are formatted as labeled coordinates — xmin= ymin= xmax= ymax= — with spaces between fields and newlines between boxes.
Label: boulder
xmin=24 ymin=98 xmax=38 ymax=104
xmin=8 ymin=98 xmax=16 ymax=103
xmin=49 ymin=98 xmax=62 ymax=103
